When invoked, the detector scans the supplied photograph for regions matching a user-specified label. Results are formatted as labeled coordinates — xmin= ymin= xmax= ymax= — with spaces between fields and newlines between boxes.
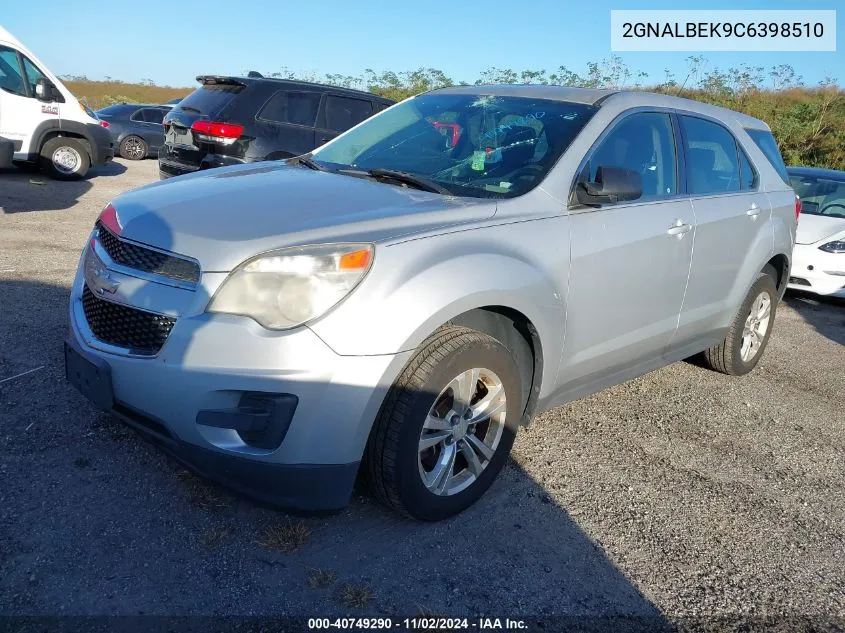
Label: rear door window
xmin=0 ymin=46 xmax=26 ymax=97
xmin=745 ymin=128 xmax=790 ymax=184
xmin=258 ymin=91 xmax=321 ymax=126
xmin=681 ymin=116 xmax=740 ymax=195
xmin=324 ymin=95 xmax=373 ymax=132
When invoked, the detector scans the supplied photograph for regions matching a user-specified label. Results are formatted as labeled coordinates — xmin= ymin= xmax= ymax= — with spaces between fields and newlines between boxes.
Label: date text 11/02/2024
xmin=307 ymin=617 xmax=528 ymax=630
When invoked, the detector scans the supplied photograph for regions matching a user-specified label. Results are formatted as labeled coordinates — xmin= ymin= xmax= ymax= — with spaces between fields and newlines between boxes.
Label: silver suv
xmin=65 ymin=86 xmax=797 ymax=520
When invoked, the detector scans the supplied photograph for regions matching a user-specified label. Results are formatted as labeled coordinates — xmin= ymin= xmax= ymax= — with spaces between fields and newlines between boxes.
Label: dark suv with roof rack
xmin=158 ymin=74 xmax=394 ymax=179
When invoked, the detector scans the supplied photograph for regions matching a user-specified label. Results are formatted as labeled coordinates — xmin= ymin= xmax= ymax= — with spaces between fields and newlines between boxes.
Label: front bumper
xmin=787 ymin=244 xmax=845 ymax=298
xmin=66 ymin=252 xmax=411 ymax=511
xmin=0 ymin=136 xmax=13 ymax=168
xmin=86 ymin=122 xmax=114 ymax=165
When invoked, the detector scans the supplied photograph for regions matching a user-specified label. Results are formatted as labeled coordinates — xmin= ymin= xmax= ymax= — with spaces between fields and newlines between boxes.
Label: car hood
xmin=109 ymin=162 xmax=496 ymax=272
xmin=796 ymin=213 xmax=845 ymax=244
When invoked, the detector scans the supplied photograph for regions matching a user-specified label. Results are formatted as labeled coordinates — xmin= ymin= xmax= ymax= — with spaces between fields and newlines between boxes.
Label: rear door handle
xmin=666 ymin=219 xmax=692 ymax=238
xmin=746 ymin=203 xmax=761 ymax=219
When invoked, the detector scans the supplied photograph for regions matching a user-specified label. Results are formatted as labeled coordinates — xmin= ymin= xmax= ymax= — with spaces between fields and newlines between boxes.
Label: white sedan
xmin=787 ymin=167 xmax=845 ymax=298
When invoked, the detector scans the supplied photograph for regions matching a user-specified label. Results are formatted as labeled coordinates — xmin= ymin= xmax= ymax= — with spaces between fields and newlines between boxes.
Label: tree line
xmin=61 ymin=54 xmax=845 ymax=170
xmin=266 ymin=55 xmax=844 ymax=170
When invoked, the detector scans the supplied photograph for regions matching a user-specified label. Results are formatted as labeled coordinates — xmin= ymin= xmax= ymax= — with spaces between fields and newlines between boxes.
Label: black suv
xmin=159 ymin=74 xmax=394 ymax=179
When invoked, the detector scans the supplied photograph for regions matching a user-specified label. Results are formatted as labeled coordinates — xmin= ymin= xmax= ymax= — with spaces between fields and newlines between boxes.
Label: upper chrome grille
xmin=95 ymin=222 xmax=200 ymax=284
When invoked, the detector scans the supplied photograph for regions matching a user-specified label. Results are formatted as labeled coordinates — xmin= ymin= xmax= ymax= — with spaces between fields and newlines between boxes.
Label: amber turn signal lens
xmin=339 ymin=248 xmax=372 ymax=270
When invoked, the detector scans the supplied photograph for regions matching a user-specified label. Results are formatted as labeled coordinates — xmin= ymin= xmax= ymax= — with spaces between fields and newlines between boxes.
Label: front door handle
xmin=746 ymin=203 xmax=761 ymax=219
xmin=666 ymin=218 xmax=692 ymax=238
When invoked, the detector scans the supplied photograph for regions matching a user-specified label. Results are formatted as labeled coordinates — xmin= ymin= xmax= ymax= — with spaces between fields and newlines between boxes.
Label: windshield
xmin=788 ymin=173 xmax=845 ymax=219
xmin=311 ymin=93 xmax=597 ymax=198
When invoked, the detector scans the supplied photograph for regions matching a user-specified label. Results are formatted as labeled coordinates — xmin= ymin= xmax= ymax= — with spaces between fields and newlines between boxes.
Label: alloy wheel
xmin=741 ymin=291 xmax=772 ymax=362
xmin=124 ymin=138 xmax=145 ymax=159
xmin=418 ymin=367 xmax=507 ymax=496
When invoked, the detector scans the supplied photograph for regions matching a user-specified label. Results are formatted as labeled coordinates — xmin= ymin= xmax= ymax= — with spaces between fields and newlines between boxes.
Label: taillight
xmin=795 ymin=195 xmax=801 ymax=222
xmin=191 ymin=120 xmax=244 ymax=145
xmin=98 ymin=120 xmax=110 ymax=129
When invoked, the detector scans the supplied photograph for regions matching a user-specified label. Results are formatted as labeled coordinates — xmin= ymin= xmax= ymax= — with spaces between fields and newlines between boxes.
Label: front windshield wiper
xmin=290 ymin=155 xmax=327 ymax=171
xmin=365 ymin=168 xmax=451 ymax=195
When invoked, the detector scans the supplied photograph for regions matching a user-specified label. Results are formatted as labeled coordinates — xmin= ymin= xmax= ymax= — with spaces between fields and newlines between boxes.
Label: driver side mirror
xmin=34 ymin=78 xmax=54 ymax=102
xmin=576 ymin=165 xmax=642 ymax=206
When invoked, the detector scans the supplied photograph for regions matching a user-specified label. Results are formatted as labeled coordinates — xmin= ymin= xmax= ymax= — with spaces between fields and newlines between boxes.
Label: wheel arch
xmin=34 ymin=120 xmax=93 ymax=159
xmin=448 ymin=306 xmax=543 ymax=426
xmin=764 ymin=253 xmax=790 ymax=297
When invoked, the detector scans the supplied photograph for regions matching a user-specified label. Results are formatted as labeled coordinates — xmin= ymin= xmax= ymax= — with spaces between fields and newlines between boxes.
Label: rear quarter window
xmin=745 ymin=128 xmax=790 ymax=185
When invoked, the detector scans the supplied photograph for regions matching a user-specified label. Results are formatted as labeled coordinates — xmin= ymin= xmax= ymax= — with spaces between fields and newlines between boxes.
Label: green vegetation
xmin=62 ymin=55 xmax=844 ymax=170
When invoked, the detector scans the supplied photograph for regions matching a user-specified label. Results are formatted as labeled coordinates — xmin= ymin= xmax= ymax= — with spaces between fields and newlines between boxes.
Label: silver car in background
xmin=65 ymin=86 xmax=797 ymax=520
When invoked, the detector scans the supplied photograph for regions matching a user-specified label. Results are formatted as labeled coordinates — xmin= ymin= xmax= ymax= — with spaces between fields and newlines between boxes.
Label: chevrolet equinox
xmin=65 ymin=86 xmax=797 ymax=520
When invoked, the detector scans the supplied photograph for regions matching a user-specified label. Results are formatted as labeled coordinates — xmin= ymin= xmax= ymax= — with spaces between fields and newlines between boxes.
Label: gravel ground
xmin=1 ymin=160 xmax=843 ymax=630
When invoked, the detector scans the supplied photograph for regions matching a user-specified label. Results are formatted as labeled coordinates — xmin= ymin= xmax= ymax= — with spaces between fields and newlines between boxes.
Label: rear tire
xmin=119 ymin=135 xmax=148 ymax=160
xmin=364 ymin=326 xmax=522 ymax=521
xmin=40 ymin=137 xmax=90 ymax=180
xmin=700 ymin=268 xmax=778 ymax=375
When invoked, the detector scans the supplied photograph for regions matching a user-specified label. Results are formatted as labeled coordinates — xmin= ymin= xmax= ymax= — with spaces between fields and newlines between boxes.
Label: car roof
xmin=196 ymin=75 xmax=395 ymax=104
xmin=98 ymin=103 xmax=170 ymax=110
xmin=428 ymin=85 xmax=770 ymax=131
xmin=786 ymin=166 xmax=845 ymax=180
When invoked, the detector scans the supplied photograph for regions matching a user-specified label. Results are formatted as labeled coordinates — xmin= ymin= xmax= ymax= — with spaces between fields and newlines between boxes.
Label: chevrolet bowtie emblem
xmin=84 ymin=250 xmax=120 ymax=295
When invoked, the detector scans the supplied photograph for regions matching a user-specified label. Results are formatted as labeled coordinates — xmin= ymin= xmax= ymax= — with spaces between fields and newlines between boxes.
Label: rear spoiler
xmin=195 ymin=75 xmax=247 ymax=87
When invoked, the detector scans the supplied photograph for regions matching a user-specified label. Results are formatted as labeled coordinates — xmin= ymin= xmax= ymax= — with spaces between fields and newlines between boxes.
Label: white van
xmin=0 ymin=25 xmax=113 ymax=178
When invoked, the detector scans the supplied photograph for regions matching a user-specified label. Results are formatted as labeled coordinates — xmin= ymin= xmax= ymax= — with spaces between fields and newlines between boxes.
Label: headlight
xmin=207 ymin=243 xmax=373 ymax=329
xmin=819 ymin=240 xmax=845 ymax=253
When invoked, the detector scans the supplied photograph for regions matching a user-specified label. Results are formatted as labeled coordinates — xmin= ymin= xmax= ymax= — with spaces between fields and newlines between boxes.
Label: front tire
xmin=40 ymin=137 xmax=90 ymax=180
xmin=119 ymin=135 xmax=148 ymax=160
xmin=700 ymin=268 xmax=778 ymax=375
xmin=364 ymin=326 xmax=523 ymax=521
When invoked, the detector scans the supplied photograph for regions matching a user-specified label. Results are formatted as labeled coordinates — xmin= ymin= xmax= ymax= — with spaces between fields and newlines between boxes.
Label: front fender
xmin=308 ymin=225 xmax=568 ymax=397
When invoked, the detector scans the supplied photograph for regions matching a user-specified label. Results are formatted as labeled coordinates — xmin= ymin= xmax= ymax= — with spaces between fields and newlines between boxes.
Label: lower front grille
xmin=82 ymin=286 xmax=176 ymax=355
xmin=788 ymin=276 xmax=811 ymax=287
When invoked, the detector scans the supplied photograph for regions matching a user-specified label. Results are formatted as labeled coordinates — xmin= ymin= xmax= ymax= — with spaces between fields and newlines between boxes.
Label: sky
xmin=2 ymin=0 xmax=843 ymax=88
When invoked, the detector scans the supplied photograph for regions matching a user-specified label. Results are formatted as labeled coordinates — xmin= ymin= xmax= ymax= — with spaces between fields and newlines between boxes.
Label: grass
xmin=257 ymin=521 xmax=311 ymax=553
xmin=336 ymin=583 xmax=374 ymax=608
xmin=412 ymin=607 xmax=451 ymax=632
xmin=199 ymin=527 xmax=231 ymax=550
xmin=306 ymin=568 xmax=336 ymax=589
xmin=175 ymin=470 xmax=227 ymax=509
xmin=66 ymin=80 xmax=192 ymax=110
